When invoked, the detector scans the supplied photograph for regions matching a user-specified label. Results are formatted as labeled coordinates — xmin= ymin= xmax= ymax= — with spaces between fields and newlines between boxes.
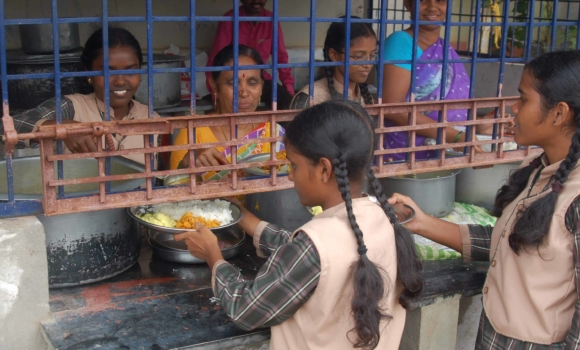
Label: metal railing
xmin=0 ymin=0 xmax=561 ymax=217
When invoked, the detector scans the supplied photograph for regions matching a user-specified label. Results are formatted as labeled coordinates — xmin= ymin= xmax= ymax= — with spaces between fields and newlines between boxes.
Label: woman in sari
xmin=381 ymin=0 xmax=496 ymax=161
xmin=169 ymin=44 xmax=284 ymax=181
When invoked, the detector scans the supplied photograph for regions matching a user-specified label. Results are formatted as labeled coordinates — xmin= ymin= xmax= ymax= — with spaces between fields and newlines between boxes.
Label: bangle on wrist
xmin=453 ymin=131 xmax=464 ymax=143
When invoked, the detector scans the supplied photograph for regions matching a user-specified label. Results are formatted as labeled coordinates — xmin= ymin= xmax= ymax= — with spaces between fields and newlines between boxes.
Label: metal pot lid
xmin=6 ymin=48 xmax=83 ymax=64
xmin=141 ymin=54 xmax=186 ymax=64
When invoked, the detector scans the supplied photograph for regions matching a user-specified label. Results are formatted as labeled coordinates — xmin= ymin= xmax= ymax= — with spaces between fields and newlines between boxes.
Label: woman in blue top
xmin=381 ymin=0 xmax=497 ymax=161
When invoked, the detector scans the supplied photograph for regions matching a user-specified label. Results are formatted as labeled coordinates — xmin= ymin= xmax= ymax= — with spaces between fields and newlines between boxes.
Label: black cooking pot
xmin=5 ymin=49 xmax=91 ymax=111
xmin=0 ymin=156 xmax=146 ymax=288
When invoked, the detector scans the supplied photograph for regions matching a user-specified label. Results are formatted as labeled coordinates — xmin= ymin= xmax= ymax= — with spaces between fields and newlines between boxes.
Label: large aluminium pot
xmin=5 ymin=49 xmax=91 ymax=111
xmin=0 ymin=156 xmax=145 ymax=287
xmin=379 ymin=170 xmax=461 ymax=218
xmin=19 ymin=23 xmax=81 ymax=54
xmin=134 ymin=54 xmax=184 ymax=109
xmin=455 ymin=163 xmax=520 ymax=211
xmin=245 ymin=189 xmax=313 ymax=232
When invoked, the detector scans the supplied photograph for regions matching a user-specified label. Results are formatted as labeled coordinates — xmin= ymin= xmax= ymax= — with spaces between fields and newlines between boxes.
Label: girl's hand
xmin=388 ymin=193 xmax=427 ymax=233
xmin=174 ymin=223 xmax=224 ymax=268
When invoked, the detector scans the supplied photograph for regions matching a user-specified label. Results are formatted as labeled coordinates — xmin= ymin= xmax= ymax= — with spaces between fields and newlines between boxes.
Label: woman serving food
xmin=381 ymin=0 xmax=511 ymax=160
xmin=1 ymin=27 xmax=159 ymax=165
xmin=170 ymin=44 xmax=285 ymax=181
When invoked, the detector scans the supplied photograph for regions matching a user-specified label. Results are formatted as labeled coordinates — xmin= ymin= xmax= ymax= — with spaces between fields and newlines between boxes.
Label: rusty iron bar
xmin=0 ymin=97 xmax=533 ymax=216
xmin=44 ymin=177 xmax=295 ymax=215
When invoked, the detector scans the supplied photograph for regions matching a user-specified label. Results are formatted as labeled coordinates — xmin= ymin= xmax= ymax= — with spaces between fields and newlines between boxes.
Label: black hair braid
xmin=366 ymin=169 xmax=425 ymax=307
xmin=359 ymin=83 xmax=374 ymax=105
xmin=509 ymin=125 xmax=580 ymax=253
xmin=333 ymin=155 xmax=366 ymax=250
xmin=333 ymin=154 xmax=389 ymax=349
xmin=323 ymin=49 xmax=344 ymax=101
xmin=491 ymin=157 xmax=542 ymax=218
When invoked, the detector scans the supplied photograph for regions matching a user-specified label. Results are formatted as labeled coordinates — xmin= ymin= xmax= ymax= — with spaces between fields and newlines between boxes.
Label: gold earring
xmin=213 ymin=93 xmax=218 ymax=111
xmin=87 ymin=78 xmax=93 ymax=84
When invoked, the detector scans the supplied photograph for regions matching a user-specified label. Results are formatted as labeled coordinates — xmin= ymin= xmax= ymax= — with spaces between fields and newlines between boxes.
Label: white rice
xmin=149 ymin=199 xmax=234 ymax=225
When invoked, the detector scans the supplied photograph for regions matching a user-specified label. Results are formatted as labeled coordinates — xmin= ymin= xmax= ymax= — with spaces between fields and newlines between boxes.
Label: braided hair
xmin=284 ymin=100 xmax=424 ymax=349
xmin=323 ymin=16 xmax=376 ymax=105
xmin=492 ymin=51 xmax=580 ymax=254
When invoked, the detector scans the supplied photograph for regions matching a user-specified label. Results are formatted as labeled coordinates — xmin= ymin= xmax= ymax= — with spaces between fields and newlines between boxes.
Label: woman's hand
xmin=174 ymin=222 xmax=224 ymax=269
xmin=476 ymin=111 xmax=515 ymax=135
xmin=41 ymin=119 xmax=99 ymax=153
xmin=197 ymin=148 xmax=229 ymax=167
xmin=388 ymin=193 xmax=427 ymax=233
xmin=178 ymin=148 xmax=229 ymax=169
xmin=64 ymin=135 xmax=99 ymax=153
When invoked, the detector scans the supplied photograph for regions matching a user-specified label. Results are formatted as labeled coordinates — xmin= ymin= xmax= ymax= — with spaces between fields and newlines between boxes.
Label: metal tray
xmin=239 ymin=153 xmax=289 ymax=176
xmin=148 ymin=226 xmax=245 ymax=264
xmin=128 ymin=200 xmax=244 ymax=234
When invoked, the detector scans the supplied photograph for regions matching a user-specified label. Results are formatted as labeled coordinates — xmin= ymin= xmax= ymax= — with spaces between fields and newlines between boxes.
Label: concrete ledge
xmin=0 ymin=216 xmax=51 ymax=350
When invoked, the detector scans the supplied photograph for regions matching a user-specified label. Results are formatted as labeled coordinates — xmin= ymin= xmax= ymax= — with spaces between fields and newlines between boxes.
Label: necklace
xmin=94 ymin=97 xmax=129 ymax=150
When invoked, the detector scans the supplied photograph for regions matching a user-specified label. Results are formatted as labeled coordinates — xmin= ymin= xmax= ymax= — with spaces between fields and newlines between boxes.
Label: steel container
xmin=19 ymin=23 xmax=81 ymax=54
xmin=455 ymin=163 xmax=520 ymax=211
xmin=4 ymin=49 xmax=91 ymax=111
xmin=0 ymin=156 xmax=145 ymax=287
xmin=148 ymin=226 xmax=246 ymax=264
xmin=379 ymin=170 xmax=461 ymax=218
xmin=134 ymin=54 xmax=184 ymax=109
xmin=245 ymin=189 xmax=313 ymax=232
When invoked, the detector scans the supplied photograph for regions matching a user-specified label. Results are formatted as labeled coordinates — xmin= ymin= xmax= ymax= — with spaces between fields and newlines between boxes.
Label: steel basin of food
xmin=127 ymin=201 xmax=244 ymax=234
xmin=148 ymin=226 xmax=246 ymax=264
xmin=455 ymin=162 xmax=520 ymax=211
xmin=379 ymin=170 xmax=461 ymax=218
xmin=0 ymin=156 xmax=146 ymax=287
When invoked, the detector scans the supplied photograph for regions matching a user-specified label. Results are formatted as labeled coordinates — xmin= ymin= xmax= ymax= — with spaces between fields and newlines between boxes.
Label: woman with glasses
xmin=381 ymin=0 xmax=486 ymax=161
xmin=290 ymin=17 xmax=377 ymax=109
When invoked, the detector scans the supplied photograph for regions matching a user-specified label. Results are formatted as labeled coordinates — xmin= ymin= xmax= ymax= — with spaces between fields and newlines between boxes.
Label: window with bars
xmin=0 ymin=0 xmax=562 ymax=217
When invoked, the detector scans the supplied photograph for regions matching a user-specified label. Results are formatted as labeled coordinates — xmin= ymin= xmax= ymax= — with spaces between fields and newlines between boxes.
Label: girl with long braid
xmin=175 ymin=100 xmax=423 ymax=349
xmin=390 ymin=50 xmax=580 ymax=349
xmin=290 ymin=17 xmax=376 ymax=109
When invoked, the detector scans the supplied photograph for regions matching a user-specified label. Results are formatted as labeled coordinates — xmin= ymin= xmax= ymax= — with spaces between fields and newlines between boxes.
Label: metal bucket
xmin=455 ymin=163 xmax=520 ymax=211
xmin=0 ymin=156 xmax=145 ymax=287
xmin=245 ymin=189 xmax=313 ymax=232
xmin=134 ymin=54 xmax=184 ymax=109
xmin=379 ymin=170 xmax=461 ymax=218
